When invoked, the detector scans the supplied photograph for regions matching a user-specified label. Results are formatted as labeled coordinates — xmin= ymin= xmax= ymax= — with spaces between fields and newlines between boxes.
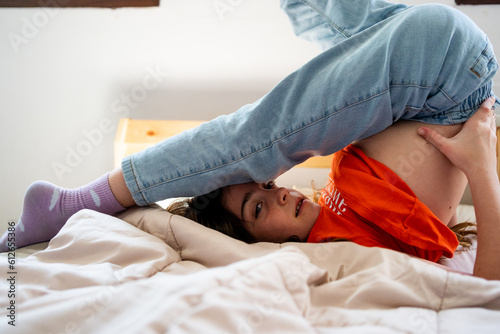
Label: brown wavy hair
xmin=166 ymin=188 xmax=257 ymax=243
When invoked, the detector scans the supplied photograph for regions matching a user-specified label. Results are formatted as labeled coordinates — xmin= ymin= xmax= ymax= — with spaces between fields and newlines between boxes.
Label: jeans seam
xmin=435 ymin=84 xmax=458 ymax=105
xmin=300 ymin=0 xmax=351 ymax=39
xmin=390 ymin=82 xmax=458 ymax=105
xmin=128 ymin=156 xmax=148 ymax=204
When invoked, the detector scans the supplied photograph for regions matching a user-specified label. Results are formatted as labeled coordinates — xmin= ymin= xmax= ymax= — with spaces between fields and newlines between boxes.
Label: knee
xmin=409 ymin=3 xmax=457 ymax=20
xmin=400 ymin=4 xmax=485 ymax=49
xmin=404 ymin=4 xmax=462 ymax=37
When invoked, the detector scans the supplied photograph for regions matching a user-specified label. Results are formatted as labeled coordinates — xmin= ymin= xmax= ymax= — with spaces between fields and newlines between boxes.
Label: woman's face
xmin=222 ymin=181 xmax=321 ymax=243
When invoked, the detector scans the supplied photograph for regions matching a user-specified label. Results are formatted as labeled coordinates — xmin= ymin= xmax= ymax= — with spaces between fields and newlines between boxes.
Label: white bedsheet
xmin=1 ymin=205 xmax=499 ymax=333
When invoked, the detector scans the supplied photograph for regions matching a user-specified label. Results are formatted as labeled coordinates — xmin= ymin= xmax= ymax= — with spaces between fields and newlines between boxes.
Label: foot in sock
xmin=0 ymin=173 xmax=126 ymax=252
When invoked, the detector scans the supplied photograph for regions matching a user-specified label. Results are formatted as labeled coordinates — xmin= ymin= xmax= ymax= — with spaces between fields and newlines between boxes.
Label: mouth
xmin=295 ymin=199 xmax=304 ymax=217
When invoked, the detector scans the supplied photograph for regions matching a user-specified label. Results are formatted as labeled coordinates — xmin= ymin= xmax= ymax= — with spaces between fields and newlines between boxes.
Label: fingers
xmin=478 ymin=97 xmax=497 ymax=132
xmin=490 ymin=108 xmax=497 ymax=133
xmin=483 ymin=96 xmax=496 ymax=109
xmin=417 ymin=126 xmax=446 ymax=152
xmin=489 ymin=98 xmax=497 ymax=132
xmin=477 ymin=97 xmax=496 ymax=120
xmin=417 ymin=97 xmax=497 ymax=153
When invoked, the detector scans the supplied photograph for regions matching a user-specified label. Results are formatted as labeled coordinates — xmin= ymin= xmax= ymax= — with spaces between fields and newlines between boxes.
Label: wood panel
xmin=114 ymin=118 xmax=333 ymax=169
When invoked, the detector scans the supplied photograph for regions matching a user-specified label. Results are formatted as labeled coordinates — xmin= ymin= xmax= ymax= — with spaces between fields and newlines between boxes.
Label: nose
xmin=276 ymin=187 xmax=288 ymax=205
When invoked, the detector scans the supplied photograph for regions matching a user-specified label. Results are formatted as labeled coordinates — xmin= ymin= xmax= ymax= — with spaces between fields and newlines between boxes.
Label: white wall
xmin=0 ymin=0 xmax=499 ymax=233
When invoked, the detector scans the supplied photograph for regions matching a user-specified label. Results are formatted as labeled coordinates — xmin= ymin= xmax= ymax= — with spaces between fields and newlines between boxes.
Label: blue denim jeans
xmin=123 ymin=0 xmax=499 ymax=206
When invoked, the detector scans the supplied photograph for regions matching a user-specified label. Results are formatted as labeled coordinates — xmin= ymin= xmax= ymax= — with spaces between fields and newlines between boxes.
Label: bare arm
xmin=418 ymin=97 xmax=500 ymax=280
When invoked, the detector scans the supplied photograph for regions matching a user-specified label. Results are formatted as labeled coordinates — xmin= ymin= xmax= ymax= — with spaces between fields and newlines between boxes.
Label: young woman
xmin=1 ymin=1 xmax=499 ymax=278
xmin=167 ymin=98 xmax=497 ymax=272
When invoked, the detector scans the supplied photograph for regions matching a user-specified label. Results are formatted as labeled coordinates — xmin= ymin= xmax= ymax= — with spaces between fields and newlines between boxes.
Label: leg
xmin=280 ymin=0 xmax=407 ymax=50
xmin=0 ymin=172 xmax=126 ymax=251
xmin=109 ymin=168 xmax=135 ymax=207
xmin=124 ymin=4 xmax=498 ymax=206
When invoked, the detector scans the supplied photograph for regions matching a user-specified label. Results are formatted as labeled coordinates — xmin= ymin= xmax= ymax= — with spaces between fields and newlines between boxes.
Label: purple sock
xmin=0 ymin=173 xmax=126 ymax=251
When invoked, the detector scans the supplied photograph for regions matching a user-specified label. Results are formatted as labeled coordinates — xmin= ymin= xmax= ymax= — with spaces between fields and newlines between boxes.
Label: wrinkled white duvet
xmin=1 ymin=205 xmax=500 ymax=333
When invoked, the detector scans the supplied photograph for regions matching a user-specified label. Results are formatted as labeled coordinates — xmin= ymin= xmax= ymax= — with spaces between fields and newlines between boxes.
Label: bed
xmin=2 ymin=204 xmax=499 ymax=333
xmin=1 ymin=119 xmax=500 ymax=333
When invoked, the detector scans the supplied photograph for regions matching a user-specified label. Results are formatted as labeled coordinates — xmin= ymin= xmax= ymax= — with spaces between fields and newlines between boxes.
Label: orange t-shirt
xmin=307 ymin=145 xmax=458 ymax=262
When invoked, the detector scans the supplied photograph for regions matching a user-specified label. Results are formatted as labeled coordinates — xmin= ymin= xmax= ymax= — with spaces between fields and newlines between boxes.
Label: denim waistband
xmin=408 ymin=83 xmax=500 ymax=124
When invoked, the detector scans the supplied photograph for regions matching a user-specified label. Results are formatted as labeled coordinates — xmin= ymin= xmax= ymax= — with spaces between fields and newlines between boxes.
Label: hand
xmin=417 ymin=97 xmax=497 ymax=178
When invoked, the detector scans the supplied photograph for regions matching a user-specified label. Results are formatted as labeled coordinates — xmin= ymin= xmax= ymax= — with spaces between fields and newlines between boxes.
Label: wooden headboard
xmin=114 ymin=118 xmax=500 ymax=178
xmin=114 ymin=118 xmax=333 ymax=169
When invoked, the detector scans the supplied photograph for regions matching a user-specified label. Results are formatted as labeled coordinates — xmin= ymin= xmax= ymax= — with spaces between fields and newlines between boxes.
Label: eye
xmin=255 ymin=202 xmax=262 ymax=218
xmin=255 ymin=181 xmax=274 ymax=219
xmin=265 ymin=181 xmax=275 ymax=189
